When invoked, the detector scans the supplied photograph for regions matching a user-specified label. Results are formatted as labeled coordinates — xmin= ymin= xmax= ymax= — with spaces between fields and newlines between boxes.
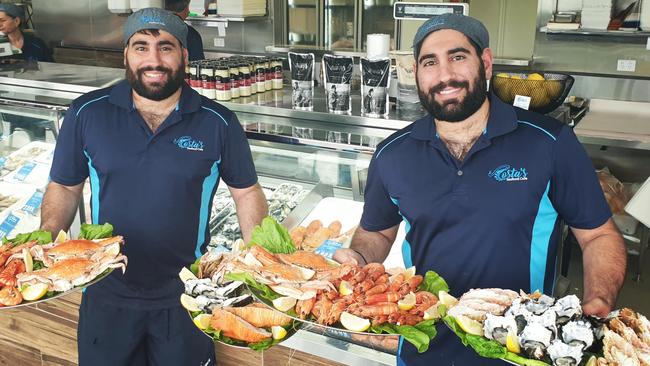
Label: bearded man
xmin=333 ymin=14 xmax=626 ymax=365
xmin=40 ymin=8 xmax=267 ymax=366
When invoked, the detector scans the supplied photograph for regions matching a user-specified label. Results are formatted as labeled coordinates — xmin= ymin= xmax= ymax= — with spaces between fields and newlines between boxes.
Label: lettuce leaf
xmin=190 ymin=257 xmax=201 ymax=276
xmin=224 ymin=272 xmax=281 ymax=300
xmin=418 ymin=271 xmax=449 ymax=294
xmin=2 ymin=230 xmax=52 ymax=246
xmin=368 ymin=319 xmax=438 ymax=353
xmin=444 ymin=315 xmax=549 ymax=366
xmin=248 ymin=217 xmax=295 ymax=254
xmin=79 ymin=223 xmax=114 ymax=240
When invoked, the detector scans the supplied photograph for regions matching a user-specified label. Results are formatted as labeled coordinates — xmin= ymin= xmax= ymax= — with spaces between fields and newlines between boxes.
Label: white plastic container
xmin=130 ymin=0 xmax=164 ymax=12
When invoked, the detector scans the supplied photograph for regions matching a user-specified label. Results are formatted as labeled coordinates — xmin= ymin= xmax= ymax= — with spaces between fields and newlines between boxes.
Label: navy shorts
xmin=78 ymin=292 xmax=215 ymax=366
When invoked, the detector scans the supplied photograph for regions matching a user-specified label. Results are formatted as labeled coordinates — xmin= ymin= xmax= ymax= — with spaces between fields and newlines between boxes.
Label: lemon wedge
xmin=54 ymin=230 xmax=68 ymax=243
xmin=339 ymin=280 xmax=353 ymax=296
xmin=398 ymin=292 xmax=416 ymax=311
xmin=585 ymin=356 xmax=597 ymax=366
xmin=22 ymin=248 xmax=33 ymax=272
xmin=506 ymin=331 xmax=521 ymax=354
xmin=423 ymin=304 xmax=441 ymax=320
xmin=271 ymin=325 xmax=288 ymax=340
xmin=272 ymin=296 xmax=297 ymax=312
xmin=21 ymin=283 xmax=48 ymax=301
xmin=340 ymin=311 xmax=371 ymax=332
xmin=455 ymin=315 xmax=484 ymax=336
xmin=403 ymin=266 xmax=416 ymax=280
xmin=180 ymin=294 xmax=201 ymax=312
xmin=438 ymin=290 xmax=458 ymax=308
xmin=179 ymin=267 xmax=198 ymax=282
xmin=193 ymin=313 xmax=212 ymax=330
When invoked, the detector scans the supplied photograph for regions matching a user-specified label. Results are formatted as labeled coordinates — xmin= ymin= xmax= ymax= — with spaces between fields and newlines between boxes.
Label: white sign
xmin=513 ymin=95 xmax=531 ymax=110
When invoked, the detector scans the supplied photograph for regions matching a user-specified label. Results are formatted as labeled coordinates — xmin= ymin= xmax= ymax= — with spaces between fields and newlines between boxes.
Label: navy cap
xmin=123 ymin=7 xmax=188 ymax=48
xmin=412 ymin=14 xmax=489 ymax=58
xmin=0 ymin=4 xmax=25 ymax=20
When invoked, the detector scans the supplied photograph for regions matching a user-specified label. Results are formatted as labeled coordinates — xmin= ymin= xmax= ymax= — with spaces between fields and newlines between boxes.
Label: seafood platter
xmin=443 ymin=288 xmax=650 ymax=365
xmin=182 ymin=216 xmax=449 ymax=353
xmin=0 ymin=223 xmax=127 ymax=308
xmin=179 ymin=240 xmax=302 ymax=351
xmin=209 ymin=183 xmax=309 ymax=250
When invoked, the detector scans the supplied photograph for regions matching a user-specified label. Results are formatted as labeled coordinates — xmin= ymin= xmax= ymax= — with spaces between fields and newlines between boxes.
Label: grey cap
xmin=123 ymin=7 xmax=188 ymax=48
xmin=0 ymin=4 xmax=25 ymax=20
xmin=412 ymin=13 xmax=489 ymax=58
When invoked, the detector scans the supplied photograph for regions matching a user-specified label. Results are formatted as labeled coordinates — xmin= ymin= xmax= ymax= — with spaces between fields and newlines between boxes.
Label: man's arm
xmin=333 ymin=225 xmax=398 ymax=265
xmin=229 ymin=183 xmax=268 ymax=243
xmin=572 ymin=218 xmax=626 ymax=317
xmin=40 ymin=181 xmax=85 ymax=236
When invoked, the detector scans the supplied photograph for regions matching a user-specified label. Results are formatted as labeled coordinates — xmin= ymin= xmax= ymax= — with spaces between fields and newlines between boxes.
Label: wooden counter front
xmin=0 ymin=293 xmax=344 ymax=366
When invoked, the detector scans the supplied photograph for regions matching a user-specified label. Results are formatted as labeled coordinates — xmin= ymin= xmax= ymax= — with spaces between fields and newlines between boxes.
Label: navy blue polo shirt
xmin=361 ymin=95 xmax=610 ymax=365
xmin=50 ymin=80 xmax=257 ymax=309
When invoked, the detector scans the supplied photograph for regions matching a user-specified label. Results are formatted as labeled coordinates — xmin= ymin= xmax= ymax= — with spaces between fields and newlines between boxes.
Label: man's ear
xmin=123 ymin=47 xmax=128 ymax=67
xmin=481 ymin=47 xmax=494 ymax=80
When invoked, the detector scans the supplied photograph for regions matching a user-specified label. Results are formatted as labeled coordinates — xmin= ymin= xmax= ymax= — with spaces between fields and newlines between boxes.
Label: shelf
xmin=185 ymin=15 xmax=268 ymax=26
xmin=541 ymin=26 xmax=650 ymax=38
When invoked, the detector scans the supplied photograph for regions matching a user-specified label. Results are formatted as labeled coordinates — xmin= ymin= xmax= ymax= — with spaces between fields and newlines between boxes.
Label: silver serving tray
xmin=0 ymin=267 xmax=114 ymax=310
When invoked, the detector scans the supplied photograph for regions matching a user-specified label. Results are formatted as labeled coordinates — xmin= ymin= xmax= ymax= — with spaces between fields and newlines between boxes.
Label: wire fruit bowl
xmin=491 ymin=72 xmax=574 ymax=114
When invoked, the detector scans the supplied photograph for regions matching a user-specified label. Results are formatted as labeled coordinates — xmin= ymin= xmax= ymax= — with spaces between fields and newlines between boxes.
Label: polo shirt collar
xmin=409 ymin=93 xmax=518 ymax=142
xmin=109 ymin=79 xmax=202 ymax=114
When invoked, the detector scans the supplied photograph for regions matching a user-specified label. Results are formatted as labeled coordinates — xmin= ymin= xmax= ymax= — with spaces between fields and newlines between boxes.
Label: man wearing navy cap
xmin=334 ymin=14 xmax=626 ymax=365
xmin=41 ymin=8 xmax=267 ymax=366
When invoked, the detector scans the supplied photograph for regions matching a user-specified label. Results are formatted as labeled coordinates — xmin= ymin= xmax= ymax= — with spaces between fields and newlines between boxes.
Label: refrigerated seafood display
xmin=209 ymin=183 xmax=309 ymax=250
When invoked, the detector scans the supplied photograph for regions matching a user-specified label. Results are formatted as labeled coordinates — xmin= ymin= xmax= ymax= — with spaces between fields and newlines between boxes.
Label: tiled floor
xmin=565 ymin=240 xmax=650 ymax=315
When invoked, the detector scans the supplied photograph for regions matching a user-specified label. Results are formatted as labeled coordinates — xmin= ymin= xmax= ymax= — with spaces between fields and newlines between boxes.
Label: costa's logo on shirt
xmin=488 ymin=164 xmax=528 ymax=182
xmin=173 ymin=136 xmax=204 ymax=151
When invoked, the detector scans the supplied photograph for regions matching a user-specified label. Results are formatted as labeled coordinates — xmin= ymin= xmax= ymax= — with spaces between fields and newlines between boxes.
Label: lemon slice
xmin=193 ymin=313 xmax=212 ymax=330
xmin=54 ymin=230 xmax=68 ymax=243
xmin=506 ymin=331 xmax=521 ymax=354
xmin=398 ymin=292 xmax=416 ymax=311
xmin=423 ymin=304 xmax=441 ymax=320
xmin=339 ymin=280 xmax=353 ymax=296
xmin=22 ymin=248 xmax=33 ymax=272
xmin=272 ymin=296 xmax=297 ymax=312
xmin=271 ymin=325 xmax=288 ymax=340
xmin=455 ymin=315 xmax=484 ymax=336
xmin=21 ymin=283 xmax=48 ymax=301
xmin=179 ymin=267 xmax=198 ymax=282
xmin=180 ymin=294 xmax=201 ymax=312
xmin=585 ymin=356 xmax=597 ymax=366
xmin=403 ymin=266 xmax=416 ymax=280
xmin=438 ymin=290 xmax=458 ymax=308
xmin=340 ymin=311 xmax=371 ymax=332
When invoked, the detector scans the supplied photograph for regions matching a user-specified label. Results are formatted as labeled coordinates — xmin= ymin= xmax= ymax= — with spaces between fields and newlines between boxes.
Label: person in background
xmin=334 ymin=14 xmax=626 ymax=365
xmin=0 ymin=3 xmax=52 ymax=62
xmin=165 ymin=0 xmax=205 ymax=61
xmin=40 ymin=8 xmax=267 ymax=365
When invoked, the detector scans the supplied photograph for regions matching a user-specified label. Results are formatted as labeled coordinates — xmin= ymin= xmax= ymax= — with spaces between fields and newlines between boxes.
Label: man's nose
xmin=143 ymin=48 xmax=163 ymax=65
xmin=437 ymin=60 xmax=455 ymax=84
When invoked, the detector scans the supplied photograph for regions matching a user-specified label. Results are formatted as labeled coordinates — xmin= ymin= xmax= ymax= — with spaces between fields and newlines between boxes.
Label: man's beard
xmin=417 ymin=61 xmax=488 ymax=122
xmin=126 ymin=59 xmax=185 ymax=101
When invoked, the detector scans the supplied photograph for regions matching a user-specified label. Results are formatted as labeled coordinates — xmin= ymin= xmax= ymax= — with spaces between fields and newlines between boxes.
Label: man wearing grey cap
xmin=334 ymin=13 xmax=625 ymax=365
xmin=41 ymin=7 xmax=267 ymax=365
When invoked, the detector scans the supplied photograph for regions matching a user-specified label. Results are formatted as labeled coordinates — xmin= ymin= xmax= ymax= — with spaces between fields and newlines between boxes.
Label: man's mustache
xmin=430 ymin=80 xmax=469 ymax=94
xmin=136 ymin=66 xmax=173 ymax=76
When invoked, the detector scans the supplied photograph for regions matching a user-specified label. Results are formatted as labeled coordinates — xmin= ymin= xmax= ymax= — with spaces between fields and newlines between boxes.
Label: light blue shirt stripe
xmin=376 ymin=132 xmax=411 ymax=158
xmin=76 ymin=95 xmax=109 ymax=117
xmin=517 ymin=120 xmax=557 ymax=141
xmin=83 ymin=150 xmax=101 ymax=224
xmin=195 ymin=160 xmax=221 ymax=258
xmin=530 ymin=181 xmax=558 ymax=292
xmin=201 ymin=106 xmax=229 ymax=126
xmin=390 ymin=197 xmax=413 ymax=268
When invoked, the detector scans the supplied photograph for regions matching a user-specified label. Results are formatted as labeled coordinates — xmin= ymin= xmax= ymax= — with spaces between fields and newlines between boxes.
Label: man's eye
xmin=451 ymin=55 xmax=466 ymax=61
xmin=423 ymin=60 xmax=437 ymax=67
xmin=135 ymin=46 xmax=146 ymax=52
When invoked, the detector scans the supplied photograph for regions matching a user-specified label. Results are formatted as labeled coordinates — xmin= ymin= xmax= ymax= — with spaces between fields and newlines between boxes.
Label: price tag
xmin=513 ymin=95 xmax=531 ymax=110
xmin=314 ymin=239 xmax=344 ymax=259
xmin=21 ymin=191 xmax=44 ymax=216
xmin=0 ymin=213 xmax=20 ymax=239
xmin=12 ymin=161 xmax=36 ymax=182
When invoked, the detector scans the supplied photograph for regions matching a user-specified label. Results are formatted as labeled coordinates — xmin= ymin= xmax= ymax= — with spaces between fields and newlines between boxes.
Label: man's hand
xmin=333 ymin=248 xmax=366 ymax=266
xmin=582 ymin=296 xmax=612 ymax=318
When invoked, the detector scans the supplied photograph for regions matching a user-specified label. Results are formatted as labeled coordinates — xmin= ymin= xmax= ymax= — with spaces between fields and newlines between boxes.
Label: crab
xmin=16 ymin=248 xmax=127 ymax=292
xmin=276 ymin=251 xmax=333 ymax=271
xmin=29 ymin=236 xmax=124 ymax=267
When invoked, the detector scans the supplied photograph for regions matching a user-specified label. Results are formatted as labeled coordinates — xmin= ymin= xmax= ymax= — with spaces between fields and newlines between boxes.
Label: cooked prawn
xmin=0 ymin=286 xmax=23 ymax=306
